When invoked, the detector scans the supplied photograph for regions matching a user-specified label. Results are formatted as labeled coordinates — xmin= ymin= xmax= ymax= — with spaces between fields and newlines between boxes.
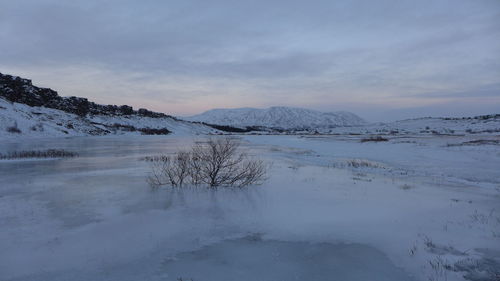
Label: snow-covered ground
xmin=0 ymin=135 xmax=499 ymax=281
xmin=325 ymin=117 xmax=500 ymax=136
xmin=0 ymin=97 xmax=217 ymax=138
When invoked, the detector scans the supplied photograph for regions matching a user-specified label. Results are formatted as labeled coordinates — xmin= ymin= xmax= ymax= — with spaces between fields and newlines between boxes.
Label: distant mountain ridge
xmin=185 ymin=106 xmax=367 ymax=129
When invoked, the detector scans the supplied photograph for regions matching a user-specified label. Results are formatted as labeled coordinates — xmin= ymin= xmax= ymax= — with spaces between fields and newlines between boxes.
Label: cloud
xmin=1 ymin=0 xmax=499 ymax=121
xmin=409 ymin=83 xmax=500 ymax=99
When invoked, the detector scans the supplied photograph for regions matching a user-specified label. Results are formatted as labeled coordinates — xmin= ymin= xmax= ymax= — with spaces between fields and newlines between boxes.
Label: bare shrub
xmin=167 ymin=151 xmax=191 ymax=187
xmin=399 ymin=184 xmax=414 ymax=190
xmin=447 ymin=139 xmax=500 ymax=147
xmin=147 ymin=138 xmax=266 ymax=189
xmin=427 ymin=256 xmax=451 ymax=281
xmin=191 ymin=138 xmax=266 ymax=188
xmin=6 ymin=122 xmax=21 ymax=134
xmin=147 ymin=152 xmax=190 ymax=188
xmin=30 ymin=123 xmax=44 ymax=132
xmin=360 ymin=136 xmax=389 ymax=143
xmin=6 ymin=126 xmax=21 ymax=133
xmin=0 ymin=149 xmax=78 ymax=159
xmin=332 ymin=159 xmax=386 ymax=169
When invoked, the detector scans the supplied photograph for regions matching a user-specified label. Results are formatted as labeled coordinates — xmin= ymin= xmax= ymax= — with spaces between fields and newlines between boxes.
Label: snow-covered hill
xmin=0 ymin=97 xmax=217 ymax=139
xmin=0 ymin=73 xmax=218 ymax=139
xmin=185 ymin=107 xmax=367 ymax=129
xmin=323 ymin=116 xmax=500 ymax=136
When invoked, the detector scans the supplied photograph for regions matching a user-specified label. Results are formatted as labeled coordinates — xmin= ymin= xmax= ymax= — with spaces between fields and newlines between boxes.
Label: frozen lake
xmin=0 ymin=135 xmax=499 ymax=281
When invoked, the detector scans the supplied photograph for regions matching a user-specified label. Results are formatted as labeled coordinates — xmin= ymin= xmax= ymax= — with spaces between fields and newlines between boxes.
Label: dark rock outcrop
xmin=0 ymin=72 xmax=173 ymax=118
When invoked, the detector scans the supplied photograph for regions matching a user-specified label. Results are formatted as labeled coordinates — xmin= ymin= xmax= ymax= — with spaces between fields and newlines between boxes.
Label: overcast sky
xmin=1 ymin=0 xmax=499 ymax=121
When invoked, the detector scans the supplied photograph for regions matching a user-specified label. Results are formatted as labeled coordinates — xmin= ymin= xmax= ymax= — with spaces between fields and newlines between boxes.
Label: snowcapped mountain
xmin=185 ymin=107 xmax=366 ymax=129
xmin=0 ymin=73 xmax=218 ymax=138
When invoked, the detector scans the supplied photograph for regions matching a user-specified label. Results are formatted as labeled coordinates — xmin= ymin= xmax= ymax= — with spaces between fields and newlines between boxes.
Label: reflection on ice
xmin=161 ymin=236 xmax=415 ymax=281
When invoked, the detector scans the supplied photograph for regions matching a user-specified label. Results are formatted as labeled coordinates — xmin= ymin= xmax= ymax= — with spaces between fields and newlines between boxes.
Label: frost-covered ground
xmin=0 ymin=135 xmax=499 ymax=281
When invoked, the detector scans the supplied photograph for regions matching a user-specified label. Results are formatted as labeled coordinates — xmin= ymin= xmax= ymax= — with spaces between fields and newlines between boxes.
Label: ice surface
xmin=160 ymin=237 xmax=414 ymax=281
xmin=0 ymin=135 xmax=499 ymax=281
